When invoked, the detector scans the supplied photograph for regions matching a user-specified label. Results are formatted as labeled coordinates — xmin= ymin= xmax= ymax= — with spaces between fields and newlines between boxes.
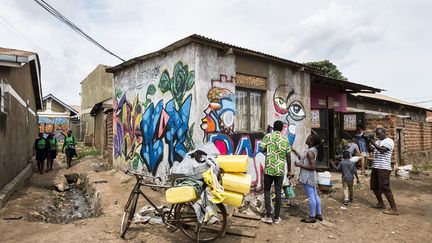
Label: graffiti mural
xmin=272 ymin=84 xmax=306 ymax=145
xmin=199 ymin=75 xmax=268 ymax=191
xmin=113 ymin=61 xmax=195 ymax=176
xmin=38 ymin=117 xmax=69 ymax=141
xmin=200 ymin=75 xmax=236 ymax=140
xmin=207 ymin=132 xmax=266 ymax=191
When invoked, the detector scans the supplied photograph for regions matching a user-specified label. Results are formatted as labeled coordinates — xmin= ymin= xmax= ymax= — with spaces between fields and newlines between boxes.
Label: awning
xmin=311 ymin=74 xmax=383 ymax=94
xmin=346 ymin=107 xmax=411 ymax=118
xmin=90 ymin=98 xmax=113 ymax=117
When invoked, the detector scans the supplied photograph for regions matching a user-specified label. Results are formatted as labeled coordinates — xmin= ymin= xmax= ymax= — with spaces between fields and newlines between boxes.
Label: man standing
xmin=260 ymin=120 xmax=292 ymax=224
xmin=368 ymin=127 xmax=398 ymax=215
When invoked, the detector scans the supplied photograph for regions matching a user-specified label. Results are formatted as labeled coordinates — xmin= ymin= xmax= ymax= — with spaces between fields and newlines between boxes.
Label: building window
xmin=235 ymin=89 xmax=264 ymax=132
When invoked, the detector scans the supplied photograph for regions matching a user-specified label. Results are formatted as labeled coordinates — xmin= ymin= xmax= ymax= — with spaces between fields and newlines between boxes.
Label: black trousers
xmin=264 ymin=174 xmax=283 ymax=218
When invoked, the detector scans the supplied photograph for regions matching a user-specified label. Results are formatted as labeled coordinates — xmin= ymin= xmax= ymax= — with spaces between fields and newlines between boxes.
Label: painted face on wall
xmin=273 ymin=85 xmax=306 ymax=121
xmin=201 ymin=87 xmax=235 ymax=134
xmin=273 ymin=85 xmax=306 ymax=145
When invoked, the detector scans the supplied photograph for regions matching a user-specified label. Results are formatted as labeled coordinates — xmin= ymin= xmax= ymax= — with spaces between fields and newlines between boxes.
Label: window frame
xmin=235 ymin=88 xmax=265 ymax=133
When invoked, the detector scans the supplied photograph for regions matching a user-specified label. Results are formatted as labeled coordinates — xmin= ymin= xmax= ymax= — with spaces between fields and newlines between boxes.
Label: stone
xmin=105 ymin=169 xmax=118 ymax=176
xmin=54 ymin=178 xmax=70 ymax=192
xmin=120 ymin=175 xmax=133 ymax=184
xmin=327 ymin=235 xmax=336 ymax=239
xmin=320 ymin=220 xmax=336 ymax=228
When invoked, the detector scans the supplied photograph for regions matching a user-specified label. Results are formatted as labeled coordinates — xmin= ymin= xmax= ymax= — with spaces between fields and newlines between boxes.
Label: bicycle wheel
xmin=120 ymin=191 xmax=139 ymax=238
xmin=175 ymin=202 xmax=228 ymax=242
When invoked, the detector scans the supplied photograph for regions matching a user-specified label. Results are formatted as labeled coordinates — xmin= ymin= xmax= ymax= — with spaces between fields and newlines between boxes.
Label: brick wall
xmin=104 ymin=110 xmax=113 ymax=165
xmin=366 ymin=115 xmax=432 ymax=167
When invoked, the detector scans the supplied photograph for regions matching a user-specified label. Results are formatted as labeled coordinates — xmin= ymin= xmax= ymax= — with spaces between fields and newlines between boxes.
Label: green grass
xmin=78 ymin=148 xmax=102 ymax=158
xmin=410 ymin=164 xmax=432 ymax=175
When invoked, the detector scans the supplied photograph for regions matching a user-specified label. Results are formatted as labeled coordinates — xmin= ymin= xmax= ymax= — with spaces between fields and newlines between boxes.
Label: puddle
xmin=29 ymin=174 xmax=102 ymax=224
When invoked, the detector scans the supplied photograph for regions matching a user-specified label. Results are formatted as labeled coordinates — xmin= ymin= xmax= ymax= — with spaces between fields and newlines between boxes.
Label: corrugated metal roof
xmin=107 ymin=34 xmax=312 ymax=73
xmin=346 ymin=107 xmax=411 ymax=118
xmin=352 ymin=93 xmax=432 ymax=112
xmin=312 ymin=73 xmax=383 ymax=93
xmin=106 ymin=34 xmax=383 ymax=94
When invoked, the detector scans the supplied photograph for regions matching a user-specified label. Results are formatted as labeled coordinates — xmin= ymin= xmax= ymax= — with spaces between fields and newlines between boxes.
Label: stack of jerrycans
xmin=217 ymin=155 xmax=251 ymax=207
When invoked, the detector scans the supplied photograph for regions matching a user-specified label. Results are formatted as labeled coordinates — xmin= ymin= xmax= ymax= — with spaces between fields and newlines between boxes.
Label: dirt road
xmin=0 ymin=153 xmax=431 ymax=243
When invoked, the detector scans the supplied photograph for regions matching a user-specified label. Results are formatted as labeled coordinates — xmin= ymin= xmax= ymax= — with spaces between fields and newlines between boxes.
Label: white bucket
xmin=317 ymin=171 xmax=332 ymax=185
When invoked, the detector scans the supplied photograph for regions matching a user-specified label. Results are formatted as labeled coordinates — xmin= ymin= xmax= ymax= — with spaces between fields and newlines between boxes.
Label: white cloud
xmin=0 ymin=0 xmax=430 ymax=107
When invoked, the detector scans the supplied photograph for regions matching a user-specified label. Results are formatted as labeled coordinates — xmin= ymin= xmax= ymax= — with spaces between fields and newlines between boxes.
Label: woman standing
xmin=294 ymin=133 xmax=324 ymax=223
xmin=62 ymin=130 xmax=77 ymax=168
xmin=46 ymin=132 xmax=58 ymax=172
xmin=34 ymin=132 xmax=49 ymax=174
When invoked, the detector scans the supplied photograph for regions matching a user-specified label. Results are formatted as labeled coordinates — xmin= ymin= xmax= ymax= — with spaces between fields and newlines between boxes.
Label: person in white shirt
xmin=367 ymin=128 xmax=398 ymax=215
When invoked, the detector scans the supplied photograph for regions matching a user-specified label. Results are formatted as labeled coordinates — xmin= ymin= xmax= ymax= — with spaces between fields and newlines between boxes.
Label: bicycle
xmin=120 ymin=171 xmax=228 ymax=242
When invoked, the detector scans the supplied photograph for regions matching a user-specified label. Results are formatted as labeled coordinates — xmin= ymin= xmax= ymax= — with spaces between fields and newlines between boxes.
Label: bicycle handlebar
xmin=125 ymin=169 xmax=162 ymax=182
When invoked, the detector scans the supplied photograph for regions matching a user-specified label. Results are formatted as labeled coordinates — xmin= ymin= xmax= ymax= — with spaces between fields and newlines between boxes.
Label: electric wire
xmin=33 ymin=0 xmax=125 ymax=62
xmin=0 ymin=14 xmax=66 ymax=66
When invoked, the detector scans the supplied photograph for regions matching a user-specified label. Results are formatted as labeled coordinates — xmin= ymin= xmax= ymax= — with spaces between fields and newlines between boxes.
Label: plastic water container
xmin=216 ymin=155 xmax=249 ymax=172
xmin=317 ymin=171 xmax=332 ymax=185
xmin=221 ymin=173 xmax=251 ymax=194
xmin=222 ymin=190 xmax=244 ymax=207
xmin=165 ymin=186 xmax=197 ymax=204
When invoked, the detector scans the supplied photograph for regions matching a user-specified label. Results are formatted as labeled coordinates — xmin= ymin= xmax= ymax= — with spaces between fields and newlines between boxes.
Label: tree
xmin=305 ymin=60 xmax=348 ymax=81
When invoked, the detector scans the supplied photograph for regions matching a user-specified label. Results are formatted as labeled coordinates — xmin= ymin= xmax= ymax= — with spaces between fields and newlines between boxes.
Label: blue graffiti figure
xmin=140 ymin=95 xmax=192 ymax=175
xmin=165 ymin=94 xmax=192 ymax=165
xmin=140 ymin=100 xmax=164 ymax=174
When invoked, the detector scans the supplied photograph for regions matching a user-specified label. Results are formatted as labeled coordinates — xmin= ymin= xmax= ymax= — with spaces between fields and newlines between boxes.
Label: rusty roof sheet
xmin=312 ymin=73 xmax=383 ymax=93
xmin=0 ymin=47 xmax=35 ymax=57
xmin=352 ymin=93 xmax=432 ymax=112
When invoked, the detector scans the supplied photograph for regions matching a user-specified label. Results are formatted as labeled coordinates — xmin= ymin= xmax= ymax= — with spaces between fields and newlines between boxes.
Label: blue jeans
xmin=303 ymin=184 xmax=321 ymax=217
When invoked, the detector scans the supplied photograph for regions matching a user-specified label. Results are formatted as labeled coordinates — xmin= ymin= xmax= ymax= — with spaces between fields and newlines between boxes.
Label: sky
xmin=1 ymin=0 xmax=431 ymax=108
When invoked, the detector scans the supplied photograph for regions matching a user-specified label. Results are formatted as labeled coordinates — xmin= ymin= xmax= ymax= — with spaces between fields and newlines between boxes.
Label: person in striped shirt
xmin=367 ymin=127 xmax=398 ymax=215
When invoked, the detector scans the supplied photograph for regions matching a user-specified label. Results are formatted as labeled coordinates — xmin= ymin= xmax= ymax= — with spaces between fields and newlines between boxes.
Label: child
xmin=332 ymin=151 xmax=363 ymax=206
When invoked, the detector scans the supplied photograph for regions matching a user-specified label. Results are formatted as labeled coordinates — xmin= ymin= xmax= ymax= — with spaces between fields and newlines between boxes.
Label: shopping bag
xmin=283 ymin=185 xmax=296 ymax=199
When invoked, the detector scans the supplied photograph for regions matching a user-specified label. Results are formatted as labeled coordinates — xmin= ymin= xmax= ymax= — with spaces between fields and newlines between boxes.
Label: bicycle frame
xmin=127 ymin=174 xmax=176 ymax=227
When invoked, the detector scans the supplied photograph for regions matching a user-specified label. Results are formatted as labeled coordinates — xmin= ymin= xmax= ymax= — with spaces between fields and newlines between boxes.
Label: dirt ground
xmin=1 ymin=152 xmax=431 ymax=243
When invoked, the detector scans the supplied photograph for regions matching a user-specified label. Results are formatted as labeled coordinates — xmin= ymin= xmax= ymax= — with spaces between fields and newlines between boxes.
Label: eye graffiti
xmin=273 ymin=85 xmax=306 ymax=122
xmin=288 ymin=100 xmax=306 ymax=121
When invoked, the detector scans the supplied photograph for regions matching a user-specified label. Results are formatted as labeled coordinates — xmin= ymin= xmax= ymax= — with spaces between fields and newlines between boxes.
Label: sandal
xmin=383 ymin=209 xmax=399 ymax=215
xmin=371 ymin=204 xmax=385 ymax=209
xmin=301 ymin=217 xmax=316 ymax=223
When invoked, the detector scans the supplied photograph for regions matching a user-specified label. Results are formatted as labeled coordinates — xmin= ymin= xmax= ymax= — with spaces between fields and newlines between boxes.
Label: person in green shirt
xmin=34 ymin=132 xmax=49 ymax=174
xmin=46 ymin=132 xmax=58 ymax=172
xmin=259 ymin=120 xmax=292 ymax=224
xmin=62 ymin=130 xmax=77 ymax=168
